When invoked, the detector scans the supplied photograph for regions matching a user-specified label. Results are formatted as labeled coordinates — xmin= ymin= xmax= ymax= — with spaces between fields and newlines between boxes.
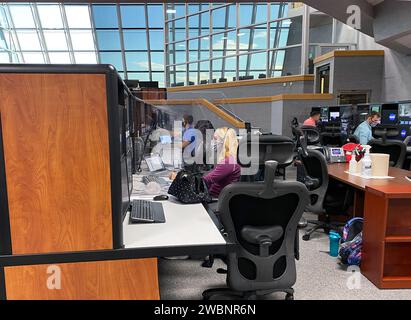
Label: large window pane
xmin=151 ymin=52 xmax=164 ymax=71
xmin=100 ymin=52 xmax=123 ymax=71
xmin=151 ymin=72 xmax=165 ymax=87
xmin=148 ymin=5 xmax=163 ymax=28
xmin=238 ymin=25 xmax=267 ymax=53
xmin=123 ymin=30 xmax=147 ymax=50
xmin=125 ymin=52 xmax=149 ymax=71
xmin=270 ymin=17 xmax=302 ymax=49
xmin=271 ymin=3 xmax=289 ymax=21
xmin=92 ymin=5 xmax=118 ymax=29
xmin=38 ymin=5 xmax=63 ymax=29
xmin=70 ymin=30 xmax=95 ymax=50
xmin=199 ymin=11 xmax=209 ymax=35
xmin=49 ymin=52 xmax=71 ymax=64
xmin=128 ymin=72 xmax=150 ymax=81
xmin=269 ymin=47 xmax=301 ymax=76
xmin=74 ymin=52 xmax=97 ymax=64
xmin=149 ymin=30 xmax=164 ymax=50
xmin=120 ymin=5 xmax=145 ymax=28
xmin=9 ymin=5 xmax=35 ymax=28
xmin=17 ymin=31 xmax=41 ymax=51
xmin=44 ymin=31 xmax=68 ymax=51
xmin=65 ymin=5 xmax=91 ymax=28
xmin=96 ymin=30 xmax=121 ymax=50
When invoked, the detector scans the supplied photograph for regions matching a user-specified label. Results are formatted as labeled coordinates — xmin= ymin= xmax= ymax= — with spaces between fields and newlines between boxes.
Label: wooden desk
xmin=328 ymin=163 xmax=411 ymax=289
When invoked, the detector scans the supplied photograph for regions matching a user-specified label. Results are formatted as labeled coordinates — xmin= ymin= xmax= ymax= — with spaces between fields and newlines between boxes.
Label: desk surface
xmin=328 ymin=163 xmax=411 ymax=197
xmin=123 ymin=166 xmax=227 ymax=253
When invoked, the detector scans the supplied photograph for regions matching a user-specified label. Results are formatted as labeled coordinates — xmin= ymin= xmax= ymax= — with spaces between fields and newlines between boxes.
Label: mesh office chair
xmin=404 ymin=136 xmax=411 ymax=170
xmin=300 ymin=126 xmax=321 ymax=146
xmin=320 ymin=124 xmax=343 ymax=147
xmin=202 ymin=161 xmax=309 ymax=300
xmin=297 ymin=137 xmax=353 ymax=241
xmin=369 ymin=127 xmax=407 ymax=168
xmin=237 ymin=134 xmax=295 ymax=181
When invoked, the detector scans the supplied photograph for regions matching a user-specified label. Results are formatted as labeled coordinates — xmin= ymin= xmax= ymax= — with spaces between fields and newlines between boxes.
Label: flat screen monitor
xmin=356 ymin=104 xmax=370 ymax=123
xmin=381 ymin=103 xmax=399 ymax=125
xmin=370 ymin=104 xmax=382 ymax=114
xmin=320 ymin=107 xmax=329 ymax=122
xmin=399 ymin=102 xmax=411 ymax=119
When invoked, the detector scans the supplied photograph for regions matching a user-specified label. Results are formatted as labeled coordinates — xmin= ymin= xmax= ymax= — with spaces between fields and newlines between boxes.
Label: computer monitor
xmin=145 ymin=154 xmax=166 ymax=172
xmin=399 ymin=102 xmax=411 ymax=119
xmin=320 ymin=107 xmax=329 ymax=122
xmin=381 ymin=103 xmax=399 ymax=125
xmin=356 ymin=104 xmax=370 ymax=124
xmin=159 ymin=135 xmax=172 ymax=144
xmin=328 ymin=106 xmax=341 ymax=122
xmin=370 ymin=104 xmax=382 ymax=114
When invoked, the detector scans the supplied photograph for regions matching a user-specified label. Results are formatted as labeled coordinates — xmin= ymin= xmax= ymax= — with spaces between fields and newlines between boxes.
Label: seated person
xmin=182 ymin=114 xmax=197 ymax=158
xmin=203 ymin=127 xmax=241 ymax=198
xmin=170 ymin=127 xmax=241 ymax=198
xmin=353 ymin=111 xmax=381 ymax=145
xmin=303 ymin=110 xmax=321 ymax=127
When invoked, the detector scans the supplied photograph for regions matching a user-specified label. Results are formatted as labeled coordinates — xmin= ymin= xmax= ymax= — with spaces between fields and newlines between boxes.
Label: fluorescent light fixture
xmin=166 ymin=9 xmax=177 ymax=14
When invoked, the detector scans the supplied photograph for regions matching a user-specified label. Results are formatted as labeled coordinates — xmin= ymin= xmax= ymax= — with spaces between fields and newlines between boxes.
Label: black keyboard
xmin=129 ymin=200 xmax=166 ymax=223
xmin=142 ymin=175 xmax=167 ymax=185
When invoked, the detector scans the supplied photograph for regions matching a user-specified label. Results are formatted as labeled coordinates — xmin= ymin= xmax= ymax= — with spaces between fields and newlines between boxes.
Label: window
xmin=92 ymin=5 xmax=118 ymax=29
xmin=123 ymin=30 xmax=147 ymax=50
xmin=65 ymin=5 xmax=91 ymax=28
xmin=120 ymin=5 xmax=145 ymax=28
xmin=96 ymin=30 xmax=121 ymax=51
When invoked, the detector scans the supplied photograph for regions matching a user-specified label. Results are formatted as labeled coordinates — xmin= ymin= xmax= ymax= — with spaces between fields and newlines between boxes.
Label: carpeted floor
xmin=158 ymin=166 xmax=411 ymax=300
xmin=158 ymin=224 xmax=411 ymax=300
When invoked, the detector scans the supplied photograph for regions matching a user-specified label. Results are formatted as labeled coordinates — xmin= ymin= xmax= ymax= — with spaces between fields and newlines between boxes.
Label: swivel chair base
xmin=302 ymin=219 xmax=344 ymax=241
xmin=202 ymin=287 xmax=294 ymax=300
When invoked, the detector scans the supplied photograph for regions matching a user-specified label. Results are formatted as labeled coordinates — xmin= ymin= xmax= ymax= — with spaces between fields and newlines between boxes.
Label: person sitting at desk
xmin=169 ymin=127 xmax=241 ymax=198
xmin=182 ymin=114 xmax=197 ymax=158
xmin=353 ymin=111 xmax=381 ymax=145
xmin=203 ymin=127 xmax=241 ymax=197
xmin=303 ymin=110 xmax=321 ymax=127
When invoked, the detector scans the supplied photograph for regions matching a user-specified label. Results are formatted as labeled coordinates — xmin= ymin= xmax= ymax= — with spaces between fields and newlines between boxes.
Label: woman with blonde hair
xmin=202 ymin=127 xmax=241 ymax=197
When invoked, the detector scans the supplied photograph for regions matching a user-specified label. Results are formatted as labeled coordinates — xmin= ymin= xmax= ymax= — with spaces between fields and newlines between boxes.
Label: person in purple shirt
xmin=169 ymin=127 xmax=241 ymax=198
xmin=202 ymin=127 xmax=241 ymax=197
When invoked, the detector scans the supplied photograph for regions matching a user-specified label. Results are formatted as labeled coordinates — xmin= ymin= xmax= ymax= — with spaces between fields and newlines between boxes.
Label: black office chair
xmin=297 ymin=137 xmax=353 ymax=241
xmin=300 ymin=125 xmax=321 ymax=146
xmin=368 ymin=139 xmax=407 ymax=168
xmin=404 ymin=136 xmax=411 ymax=170
xmin=237 ymin=133 xmax=295 ymax=181
xmin=202 ymin=161 xmax=309 ymax=300
xmin=320 ymin=124 xmax=343 ymax=147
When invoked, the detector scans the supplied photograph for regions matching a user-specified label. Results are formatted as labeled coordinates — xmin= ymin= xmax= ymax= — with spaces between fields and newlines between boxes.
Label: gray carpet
xmin=158 ymin=224 xmax=411 ymax=300
xmin=158 ymin=167 xmax=411 ymax=300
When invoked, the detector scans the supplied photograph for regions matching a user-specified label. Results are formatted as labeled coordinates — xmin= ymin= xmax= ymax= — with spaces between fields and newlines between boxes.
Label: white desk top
xmin=123 ymin=200 xmax=226 ymax=249
xmin=123 ymin=169 xmax=227 ymax=251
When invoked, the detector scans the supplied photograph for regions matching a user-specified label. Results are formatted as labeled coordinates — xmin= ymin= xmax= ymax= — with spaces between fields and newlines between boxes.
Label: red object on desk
xmin=342 ymin=143 xmax=363 ymax=162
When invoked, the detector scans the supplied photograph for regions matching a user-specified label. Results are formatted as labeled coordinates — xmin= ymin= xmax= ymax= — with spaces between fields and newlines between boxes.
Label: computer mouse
xmin=153 ymin=195 xmax=169 ymax=201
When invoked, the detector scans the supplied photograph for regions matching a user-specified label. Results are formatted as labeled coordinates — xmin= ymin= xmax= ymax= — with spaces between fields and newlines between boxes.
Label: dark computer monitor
xmin=381 ymin=103 xmax=399 ymax=125
xmin=328 ymin=106 xmax=341 ymax=122
xmin=356 ymin=104 xmax=370 ymax=124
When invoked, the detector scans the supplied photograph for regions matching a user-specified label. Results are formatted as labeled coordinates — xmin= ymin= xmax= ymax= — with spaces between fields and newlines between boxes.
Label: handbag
xmin=168 ymin=165 xmax=212 ymax=204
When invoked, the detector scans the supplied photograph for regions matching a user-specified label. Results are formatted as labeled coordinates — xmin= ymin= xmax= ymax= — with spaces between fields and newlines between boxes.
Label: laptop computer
xmin=144 ymin=154 xmax=166 ymax=172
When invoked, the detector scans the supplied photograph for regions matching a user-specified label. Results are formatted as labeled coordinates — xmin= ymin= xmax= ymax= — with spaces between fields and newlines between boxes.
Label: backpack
xmin=339 ymin=217 xmax=364 ymax=266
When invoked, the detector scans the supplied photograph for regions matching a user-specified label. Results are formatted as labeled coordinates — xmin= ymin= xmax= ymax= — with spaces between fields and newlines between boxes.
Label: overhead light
xmin=238 ymin=33 xmax=245 ymax=37
xmin=202 ymin=37 xmax=209 ymax=40
xmin=178 ymin=44 xmax=185 ymax=47
xmin=166 ymin=9 xmax=176 ymax=14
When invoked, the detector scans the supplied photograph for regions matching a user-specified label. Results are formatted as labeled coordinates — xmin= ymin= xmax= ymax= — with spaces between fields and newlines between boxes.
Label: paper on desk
xmin=344 ymin=171 xmax=394 ymax=179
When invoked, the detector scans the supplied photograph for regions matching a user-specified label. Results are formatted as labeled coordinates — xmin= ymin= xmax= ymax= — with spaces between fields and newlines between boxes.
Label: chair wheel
xmin=285 ymin=293 xmax=294 ymax=300
xmin=302 ymin=234 xmax=310 ymax=241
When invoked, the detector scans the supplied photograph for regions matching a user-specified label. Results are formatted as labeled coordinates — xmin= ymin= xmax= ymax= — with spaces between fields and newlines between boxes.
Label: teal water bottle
xmin=329 ymin=231 xmax=341 ymax=257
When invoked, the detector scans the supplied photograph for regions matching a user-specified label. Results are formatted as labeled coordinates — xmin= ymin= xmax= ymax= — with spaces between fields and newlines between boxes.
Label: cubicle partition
xmin=0 ymin=64 xmax=156 ymax=299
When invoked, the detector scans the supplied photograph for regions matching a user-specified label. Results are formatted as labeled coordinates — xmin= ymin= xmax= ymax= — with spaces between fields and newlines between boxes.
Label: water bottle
xmin=329 ymin=231 xmax=341 ymax=257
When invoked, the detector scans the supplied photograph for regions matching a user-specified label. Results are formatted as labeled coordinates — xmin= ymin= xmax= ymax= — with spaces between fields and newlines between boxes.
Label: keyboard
xmin=129 ymin=199 xmax=166 ymax=224
xmin=142 ymin=175 xmax=167 ymax=185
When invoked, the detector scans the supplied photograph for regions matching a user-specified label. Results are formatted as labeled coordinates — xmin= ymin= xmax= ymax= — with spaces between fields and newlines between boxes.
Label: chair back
xmin=368 ymin=139 xmax=407 ymax=168
xmin=300 ymin=126 xmax=321 ymax=145
xmin=218 ymin=161 xmax=309 ymax=292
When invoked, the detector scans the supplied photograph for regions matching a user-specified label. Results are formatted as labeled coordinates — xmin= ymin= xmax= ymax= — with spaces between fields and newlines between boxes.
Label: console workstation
xmin=0 ymin=65 xmax=229 ymax=300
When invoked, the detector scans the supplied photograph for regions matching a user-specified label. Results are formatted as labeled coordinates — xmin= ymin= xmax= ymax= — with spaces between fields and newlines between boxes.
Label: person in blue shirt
xmin=181 ymin=114 xmax=198 ymax=157
xmin=353 ymin=111 xmax=381 ymax=145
